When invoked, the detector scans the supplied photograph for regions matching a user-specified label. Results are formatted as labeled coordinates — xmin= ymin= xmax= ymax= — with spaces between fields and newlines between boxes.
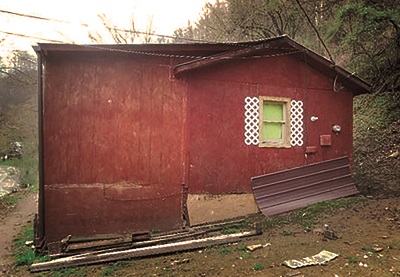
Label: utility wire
xmin=0 ymin=9 xmax=88 ymax=26
xmin=0 ymin=8 xmax=223 ymax=44
xmin=0 ymin=30 xmax=64 ymax=43
xmin=0 ymin=9 xmax=304 ymax=61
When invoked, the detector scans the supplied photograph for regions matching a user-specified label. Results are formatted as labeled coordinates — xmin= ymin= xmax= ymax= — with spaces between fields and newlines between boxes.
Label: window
xmin=259 ymin=96 xmax=291 ymax=148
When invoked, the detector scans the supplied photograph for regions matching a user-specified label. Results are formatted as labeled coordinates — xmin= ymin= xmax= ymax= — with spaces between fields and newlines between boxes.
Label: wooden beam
xmin=30 ymin=229 xmax=261 ymax=272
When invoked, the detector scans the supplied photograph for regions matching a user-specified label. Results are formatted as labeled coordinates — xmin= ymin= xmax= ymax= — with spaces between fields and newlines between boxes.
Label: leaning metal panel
xmin=290 ymin=100 xmax=304 ymax=146
xmin=244 ymin=97 xmax=260 ymax=145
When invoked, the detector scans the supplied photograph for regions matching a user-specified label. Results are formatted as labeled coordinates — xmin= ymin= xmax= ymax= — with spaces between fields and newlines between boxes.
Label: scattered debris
xmin=0 ymin=166 xmax=20 ymax=198
xmin=286 ymin=270 xmax=304 ymax=276
xmin=170 ymin=258 xmax=189 ymax=265
xmin=282 ymin=250 xmax=338 ymax=269
xmin=246 ymin=244 xmax=262 ymax=252
xmin=372 ymin=245 xmax=384 ymax=253
xmin=25 ymin=241 xmax=33 ymax=247
xmin=385 ymin=206 xmax=400 ymax=228
xmin=310 ymin=225 xmax=339 ymax=240
xmin=388 ymin=150 xmax=399 ymax=158
xmin=0 ymin=142 xmax=23 ymax=161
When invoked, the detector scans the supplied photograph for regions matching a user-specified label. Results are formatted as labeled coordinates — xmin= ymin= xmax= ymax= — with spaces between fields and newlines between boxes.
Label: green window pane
xmin=263 ymin=103 xmax=283 ymax=121
xmin=261 ymin=122 xmax=282 ymax=140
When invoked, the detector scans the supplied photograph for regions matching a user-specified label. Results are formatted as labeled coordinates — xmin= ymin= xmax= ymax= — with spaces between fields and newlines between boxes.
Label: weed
xmin=221 ymin=222 xmax=245 ymax=235
xmin=240 ymin=252 xmax=252 ymax=260
xmin=13 ymin=225 xmax=49 ymax=268
xmin=347 ymin=256 xmax=359 ymax=264
xmin=3 ymin=194 xmax=22 ymax=206
xmin=236 ymin=243 xmax=247 ymax=252
xmin=221 ymin=227 xmax=240 ymax=234
xmin=388 ymin=243 xmax=398 ymax=250
xmin=280 ymin=230 xmax=293 ymax=236
xmin=15 ymin=248 xmax=36 ymax=266
xmin=361 ymin=246 xmax=375 ymax=254
xmin=251 ymin=262 xmax=265 ymax=271
xmin=101 ymin=267 xmax=115 ymax=276
xmin=114 ymin=260 xmax=130 ymax=268
xmin=50 ymin=267 xmax=88 ymax=277
xmin=218 ymin=246 xmax=231 ymax=255
xmin=150 ymin=229 xmax=160 ymax=234
xmin=13 ymin=225 xmax=34 ymax=248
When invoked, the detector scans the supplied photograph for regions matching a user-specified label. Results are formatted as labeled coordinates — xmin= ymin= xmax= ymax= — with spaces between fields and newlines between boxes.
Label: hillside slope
xmin=353 ymin=90 xmax=400 ymax=197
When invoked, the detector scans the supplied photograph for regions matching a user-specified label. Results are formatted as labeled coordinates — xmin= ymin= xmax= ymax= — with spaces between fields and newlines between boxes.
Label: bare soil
xmin=4 ymin=195 xmax=399 ymax=277
xmin=82 ymin=197 xmax=399 ymax=277
xmin=0 ymin=193 xmax=37 ymax=276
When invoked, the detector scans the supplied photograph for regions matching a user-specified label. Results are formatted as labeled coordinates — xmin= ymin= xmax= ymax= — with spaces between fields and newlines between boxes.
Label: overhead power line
xmin=0 ymin=9 xmax=88 ymax=26
xmin=0 ymin=8 xmax=213 ymax=44
xmin=0 ymin=30 xmax=64 ymax=43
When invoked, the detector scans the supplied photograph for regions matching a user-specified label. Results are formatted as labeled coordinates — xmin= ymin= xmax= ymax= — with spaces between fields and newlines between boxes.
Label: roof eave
xmin=173 ymin=36 xmax=373 ymax=95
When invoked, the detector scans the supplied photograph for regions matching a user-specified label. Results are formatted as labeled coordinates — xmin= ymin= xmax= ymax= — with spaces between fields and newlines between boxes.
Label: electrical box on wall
xmin=320 ymin=135 xmax=332 ymax=146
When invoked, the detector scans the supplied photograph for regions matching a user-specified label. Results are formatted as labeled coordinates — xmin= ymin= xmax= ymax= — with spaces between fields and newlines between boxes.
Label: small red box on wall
xmin=305 ymin=146 xmax=317 ymax=154
xmin=320 ymin=135 xmax=332 ymax=146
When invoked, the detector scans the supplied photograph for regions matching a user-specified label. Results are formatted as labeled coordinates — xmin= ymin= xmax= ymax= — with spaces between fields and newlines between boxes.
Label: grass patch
xmin=221 ymin=222 xmax=246 ymax=235
xmin=2 ymin=193 xmax=22 ymax=206
xmin=347 ymin=256 xmax=359 ymax=264
xmin=13 ymin=225 xmax=49 ymax=267
xmin=236 ymin=243 xmax=247 ymax=252
xmin=251 ymin=262 xmax=265 ymax=271
xmin=49 ymin=267 xmax=88 ymax=277
xmin=221 ymin=227 xmax=240 ymax=235
xmin=100 ymin=267 xmax=115 ymax=276
xmin=218 ymin=246 xmax=232 ymax=255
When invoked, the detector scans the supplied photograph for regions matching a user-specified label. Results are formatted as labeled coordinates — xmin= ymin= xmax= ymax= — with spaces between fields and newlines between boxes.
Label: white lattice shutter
xmin=290 ymin=100 xmax=304 ymax=146
xmin=244 ymin=97 xmax=260 ymax=145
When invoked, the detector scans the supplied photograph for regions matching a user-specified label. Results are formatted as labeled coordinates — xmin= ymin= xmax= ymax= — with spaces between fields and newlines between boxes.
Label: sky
xmin=0 ymin=0 xmax=214 ymax=59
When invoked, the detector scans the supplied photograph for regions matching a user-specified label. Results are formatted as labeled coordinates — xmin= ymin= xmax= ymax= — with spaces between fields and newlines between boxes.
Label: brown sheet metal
xmin=251 ymin=156 xmax=359 ymax=216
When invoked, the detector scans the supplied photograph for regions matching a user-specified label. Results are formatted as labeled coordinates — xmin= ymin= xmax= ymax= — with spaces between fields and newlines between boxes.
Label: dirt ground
xmin=2 ymin=194 xmax=399 ymax=277
xmin=0 ymin=193 xmax=37 ymax=275
xmin=86 ymin=197 xmax=399 ymax=277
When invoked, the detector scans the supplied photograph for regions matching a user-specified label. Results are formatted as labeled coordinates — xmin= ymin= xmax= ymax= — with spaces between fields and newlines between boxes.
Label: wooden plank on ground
xmin=30 ymin=229 xmax=261 ymax=272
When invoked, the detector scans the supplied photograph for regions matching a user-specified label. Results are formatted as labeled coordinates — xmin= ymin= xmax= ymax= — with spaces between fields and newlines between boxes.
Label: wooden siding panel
xmin=43 ymin=56 xmax=185 ymax=243
xmin=44 ymin=58 xmax=184 ymax=185
xmin=44 ymin=183 xmax=182 ymax=243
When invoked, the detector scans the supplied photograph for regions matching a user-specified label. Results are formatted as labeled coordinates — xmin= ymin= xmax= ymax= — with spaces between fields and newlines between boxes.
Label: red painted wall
xmin=43 ymin=53 xmax=186 ymax=242
xmin=42 ymin=51 xmax=354 ymax=243
xmin=186 ymin=56 xmax=353 ymax=194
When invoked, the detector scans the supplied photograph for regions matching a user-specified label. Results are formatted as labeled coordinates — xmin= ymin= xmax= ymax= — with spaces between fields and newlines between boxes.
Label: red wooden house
xmin=33 ymin=35 xmax=371 ymax=248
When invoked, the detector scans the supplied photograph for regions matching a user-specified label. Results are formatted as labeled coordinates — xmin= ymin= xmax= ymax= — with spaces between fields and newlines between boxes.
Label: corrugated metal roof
xmin=251 ymin=156 xmax=359 ymax=216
